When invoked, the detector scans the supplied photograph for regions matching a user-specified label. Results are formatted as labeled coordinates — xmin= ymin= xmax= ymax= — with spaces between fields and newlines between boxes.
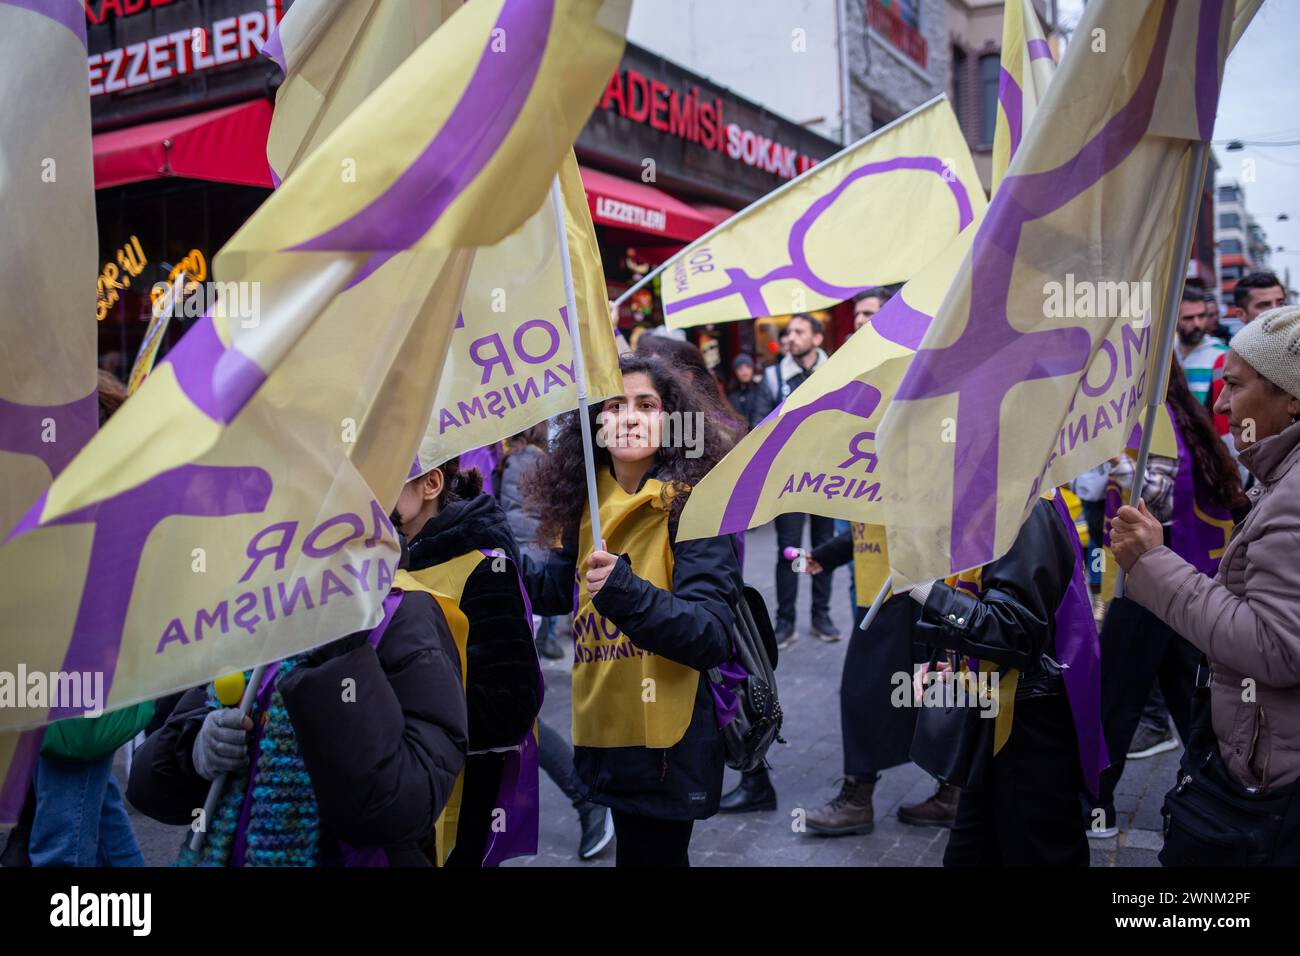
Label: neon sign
xmin=96 ymin=235 xmax=147 ymax=322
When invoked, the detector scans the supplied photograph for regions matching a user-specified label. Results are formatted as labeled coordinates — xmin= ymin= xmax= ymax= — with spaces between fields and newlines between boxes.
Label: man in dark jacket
xmin=798 ymin=531 xmax=944 ymax=835
xmin=127 ymin=590 xmax=468 ymax=866
xmin=760 ymin=314 xmax=837 ymax=647
xmin=727 ymin=354 xmax=775 ymax=431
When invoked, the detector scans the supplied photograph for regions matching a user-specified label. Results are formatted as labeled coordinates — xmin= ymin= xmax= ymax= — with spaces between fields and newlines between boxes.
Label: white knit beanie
xmin=1230 ymin=305 xmax=1300 ymax=399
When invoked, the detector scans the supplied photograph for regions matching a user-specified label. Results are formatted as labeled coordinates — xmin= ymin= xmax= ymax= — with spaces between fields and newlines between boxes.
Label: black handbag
xmin=710 ymin=585 xmax=784 ymax=773
xmin=1159 ymin=658 xmax=1300 ymax=866
xmin=907 ymin=649 xmax=995 ymax=790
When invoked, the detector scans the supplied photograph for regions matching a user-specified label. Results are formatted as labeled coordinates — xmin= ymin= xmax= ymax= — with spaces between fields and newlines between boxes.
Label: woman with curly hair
xmin=522 ymin=351 xmax=743 ymax=866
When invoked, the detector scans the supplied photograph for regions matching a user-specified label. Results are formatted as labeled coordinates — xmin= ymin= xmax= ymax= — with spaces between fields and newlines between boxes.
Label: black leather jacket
xmin=914 ymin=498 xmax=1077 ymax=700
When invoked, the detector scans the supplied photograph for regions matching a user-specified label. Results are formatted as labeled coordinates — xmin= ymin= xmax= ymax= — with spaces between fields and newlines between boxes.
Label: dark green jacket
xmin=41 ymin=702 xmax=155 ymax=762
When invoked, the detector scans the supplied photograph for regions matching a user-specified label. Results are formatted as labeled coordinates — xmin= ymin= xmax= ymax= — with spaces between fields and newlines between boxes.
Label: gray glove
xmin=192 ymin=707 xmax=251 ymax=781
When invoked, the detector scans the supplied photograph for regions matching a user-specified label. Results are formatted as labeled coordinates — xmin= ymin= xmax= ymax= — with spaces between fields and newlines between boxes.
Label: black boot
xmin=718 ymin=767 xmax=777 ymax=814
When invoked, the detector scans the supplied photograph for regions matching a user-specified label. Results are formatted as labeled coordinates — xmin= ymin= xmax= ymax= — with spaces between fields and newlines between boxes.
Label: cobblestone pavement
xmin=5 ymin=522 xmax=1176 ymax=867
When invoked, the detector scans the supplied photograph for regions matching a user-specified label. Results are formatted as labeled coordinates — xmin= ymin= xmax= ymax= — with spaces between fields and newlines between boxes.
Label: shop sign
xmin=593 ymin=196 xmax=668 ymax=233
xmin=87 ymin=1 xmax=281 ymax=97
xmin=96 ymin=235 xmax=148 ymax=322
xmin=599 ymin=69 xmax=817 ymax=181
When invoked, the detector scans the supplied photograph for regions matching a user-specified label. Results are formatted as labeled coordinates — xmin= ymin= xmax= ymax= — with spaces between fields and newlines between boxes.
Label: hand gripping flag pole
xmin=1114 ymin=140 xmax=1210 ymax=600
xmin=189 ymin=663 xmax=267 ymax=853
xmin=551 ymin=175 xmax=604 ymax=549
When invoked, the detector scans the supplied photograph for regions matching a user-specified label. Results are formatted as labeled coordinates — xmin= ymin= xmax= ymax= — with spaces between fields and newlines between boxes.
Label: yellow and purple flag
xmin=0 ymin=0 xmax=100 ymax=824
xmin=676 ymin=221 xmax=982 ymax=542
xmin=264 ymin=0 xmax=463 ymax=185
xmin=877 ymin=0 xmax=1260 ymax=585
xmin=990 ymin=0 xmax=1056 ymax=191
xmin=0 ymin=0 xmax=629 ymax=821
xmin=0 ymin=0 xmax=97 ymax=541
xmin=418 ymin=153 xmax=622 ymax=471
xmin=266 ymin=0 xmax=622 ymax=474
xmin=661 ymin=97 xmax=984 ymax=329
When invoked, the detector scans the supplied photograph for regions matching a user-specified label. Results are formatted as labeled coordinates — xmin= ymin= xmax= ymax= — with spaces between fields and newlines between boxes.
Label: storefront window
xmin=95 ymin=179 xmax=270 ymax=381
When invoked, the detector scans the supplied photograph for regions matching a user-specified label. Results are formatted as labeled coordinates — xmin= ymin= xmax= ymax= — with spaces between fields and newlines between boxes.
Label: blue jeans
xmin=30 ymin=752 xmax=144 ymax=867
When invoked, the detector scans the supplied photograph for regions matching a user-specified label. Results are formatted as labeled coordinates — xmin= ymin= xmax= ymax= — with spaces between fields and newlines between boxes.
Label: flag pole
xmin=1114 ymin=140 xmax=1210 ymax=599
xmin=188 ymin=662 xmax=267 ymax=853
xmin=550 ymin=176 xmax=604 ymax=548
xmin=607 ymin=94 xmax=951 ymax=321
xmin=857 ymin=575 xmax=893 ymax=631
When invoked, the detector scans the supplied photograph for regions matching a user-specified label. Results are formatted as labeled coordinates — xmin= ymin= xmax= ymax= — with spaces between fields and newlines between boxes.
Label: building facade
xmin=85 ymin=0 xmax=842 ymax=380
xmin=945 ymin=0 xmax=1057 ymax=190
xmin=1216 ymin=180 xmax=1272 ymax=301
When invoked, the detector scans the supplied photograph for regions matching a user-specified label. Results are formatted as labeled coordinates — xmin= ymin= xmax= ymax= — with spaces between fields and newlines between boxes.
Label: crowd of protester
xmin=2 ymin=271 xmax=1295 ymax=869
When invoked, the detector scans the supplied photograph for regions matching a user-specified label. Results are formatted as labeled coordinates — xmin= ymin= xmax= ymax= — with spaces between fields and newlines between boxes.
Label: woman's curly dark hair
xmin=526 ymin=351 xmax=738 ymax=545
xmin=1165 ymin=360 xmax=1245 ymax=511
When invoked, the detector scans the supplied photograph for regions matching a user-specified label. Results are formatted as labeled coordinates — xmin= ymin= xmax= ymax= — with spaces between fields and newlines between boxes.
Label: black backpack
xmin=710 ymin=585 xmax=784 ymax=772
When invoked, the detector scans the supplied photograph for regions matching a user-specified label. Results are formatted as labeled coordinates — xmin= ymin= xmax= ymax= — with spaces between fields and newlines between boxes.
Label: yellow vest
xmin=850 ymin=522 xmax=892 ymax=602
xmin=394 ymin=564 xmax=473 ymax=867
xmin=572 ymin=470 xmax=700 ymax=749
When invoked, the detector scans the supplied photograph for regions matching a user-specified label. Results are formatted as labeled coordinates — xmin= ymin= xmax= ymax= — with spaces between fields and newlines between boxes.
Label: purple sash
xmin=1169 ymin=416 xmax=1233 ymax=576
xmin=478 ymin=549 xmax=542 ymax=867
xmin=1049 ymin=493 xmax=1109 ymax=797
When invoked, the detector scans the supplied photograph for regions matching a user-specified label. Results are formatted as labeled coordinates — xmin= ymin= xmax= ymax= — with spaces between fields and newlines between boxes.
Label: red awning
xmin=94 ymin=100 xmax=274 ymax=190
xmin=579 ymin=166 xmax=728 ymax=243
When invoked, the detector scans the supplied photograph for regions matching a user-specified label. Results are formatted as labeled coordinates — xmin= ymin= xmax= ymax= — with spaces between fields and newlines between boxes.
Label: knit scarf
xmin=176 ymin=658 xmax=321 ymax=867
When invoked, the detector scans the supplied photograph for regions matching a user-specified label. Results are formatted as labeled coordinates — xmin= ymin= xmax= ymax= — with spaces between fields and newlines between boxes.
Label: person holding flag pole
xmin=1111 ymin=143 xmax=1210 ymax=601
xmin=869 ymin=0 xmax=1264 ymax=864
xmin=521 ymin=198 xmax=747 ymax=861
xmin=387 ymin=172 xmax=610 ymax=868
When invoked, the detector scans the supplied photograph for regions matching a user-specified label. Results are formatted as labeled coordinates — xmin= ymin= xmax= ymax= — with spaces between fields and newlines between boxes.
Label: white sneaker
xmin=1126 ymin=725 xmax=1180 ymax=760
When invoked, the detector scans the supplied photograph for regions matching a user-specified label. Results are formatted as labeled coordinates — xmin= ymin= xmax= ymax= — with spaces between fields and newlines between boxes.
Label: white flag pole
xmin=188 ymin=662 xmax=267 ymax=853
xmin=1114 ymin=141 xmax=1210 ymax=599
xmin=857 ymin=576 xmax=893 ymax=631
xmin=550 ymin=175 xmax=604 ymax=549
xmin=607 ymin=94 xmax=950 ymax=321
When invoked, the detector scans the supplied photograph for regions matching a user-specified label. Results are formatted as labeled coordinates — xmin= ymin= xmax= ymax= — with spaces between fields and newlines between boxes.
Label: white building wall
xmin=627 ymin=0 xmax=844 ymax=141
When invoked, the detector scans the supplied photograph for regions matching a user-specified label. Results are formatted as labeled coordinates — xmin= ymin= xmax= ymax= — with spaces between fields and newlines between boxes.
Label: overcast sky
xmin=1058 ymin=0 xmax=1300 ymax=288
xmin=1213 ymin=0 xmax=1300 ymax=286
